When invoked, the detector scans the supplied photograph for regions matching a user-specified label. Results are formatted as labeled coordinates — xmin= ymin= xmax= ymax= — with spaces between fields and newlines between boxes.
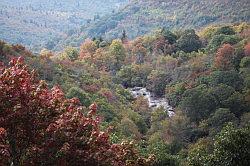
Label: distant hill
xmin=56 ymin=0 xmax=249 ymax=49
xmin=0 ymin=0 xmax=128 ymax=52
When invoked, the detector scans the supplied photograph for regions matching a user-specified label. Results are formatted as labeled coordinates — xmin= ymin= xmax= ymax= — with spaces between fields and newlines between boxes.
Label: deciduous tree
xmin=244 ymin=43 xmax=250 ymax=56
xmin=0 ymin=57 xmax=155 ymax=165
xmin=214 ymin=44 xmax=235 ymax=70
xmin=176 ymin=29 xmax=202 ymax=53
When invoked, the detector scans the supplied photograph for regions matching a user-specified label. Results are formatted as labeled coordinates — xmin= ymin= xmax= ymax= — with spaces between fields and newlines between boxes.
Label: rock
xmin=128 ymin=87 xmax=175 ymax=117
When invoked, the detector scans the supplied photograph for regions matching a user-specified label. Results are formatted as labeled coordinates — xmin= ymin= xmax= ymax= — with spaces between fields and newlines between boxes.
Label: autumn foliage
xmin=0 ymin=57 xmax=155 ymax=165
xmin=80 ymin=38 xmax=97 ymax=59
xmin=244 ymin=43 xmax=250 ymax=57
xmin=214 ymin=44 xmax=235 ymax=70
xmin=0 ymin=127 xmax=10 ymax=165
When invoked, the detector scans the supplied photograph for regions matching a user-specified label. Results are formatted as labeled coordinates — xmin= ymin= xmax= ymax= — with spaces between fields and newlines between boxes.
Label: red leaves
xmin=42 ymin=110 xmax=115 ymax=165
xmin=110 ymin=141 xmax=156 ymax=166
xmin=9 ymin=56 xmax=23 ymax=66
xmin=51 ymin=86 xmax=65 ymax=101
xmin=214 ymin=44 xmax=235 ymax=70
xmin=88 ymin=102 xmax=98 ymax=116
xmin=0 ymin=128 xmax=10 ymax=165
xmin=79 ymin=38 xmax=97 ymax=59
xmin=100 ymin=89 xmax=115 ymax=102
xmin=0 ymin=58 xmax=67 ymax=164
xmin=244 ymin=43 xmax=250 ymax=57
xmin=0 ymin=62 xmax=4 ymax=72
xmin=0 ymin=58 xmax=154 ymax=165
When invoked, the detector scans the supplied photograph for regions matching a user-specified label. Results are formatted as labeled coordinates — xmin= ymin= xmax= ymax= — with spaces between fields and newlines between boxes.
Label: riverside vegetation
xmin=0 ymin=22 xmax=250 ymax=165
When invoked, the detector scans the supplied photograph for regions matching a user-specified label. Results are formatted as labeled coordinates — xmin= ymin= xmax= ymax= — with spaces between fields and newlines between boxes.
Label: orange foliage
xmin=214 ymin=44 xmax=235 ymax=70
xmin=80 ymin=38 xmax=97 ymax=59
xmin=132 ymin=97 xmax=150 ymax=113
xmin=132 ymin=42 xmax=147 ymax=64
xmin=0 ymin=57 xmax=155 ymax=165
xmin=244 ymin=43 xmax=250 ymax=56
xmin=153 ymin=36 xmax=175 ymax=55
xmin=83 ymin=84 xmax=101 ymax=93
xmin=99 ymin=89 xmax=115 ymax=102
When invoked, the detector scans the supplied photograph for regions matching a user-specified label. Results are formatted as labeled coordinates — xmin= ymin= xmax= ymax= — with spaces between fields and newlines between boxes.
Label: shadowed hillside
xmin=56 ymin=0 xmax=249 ymax=50
xmin=0 ymin=0 xmax=128 ymax=51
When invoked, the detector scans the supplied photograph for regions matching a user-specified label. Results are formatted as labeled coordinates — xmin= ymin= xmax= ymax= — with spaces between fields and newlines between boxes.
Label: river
xmin=128 ymin=87 xmax=175 ymax=117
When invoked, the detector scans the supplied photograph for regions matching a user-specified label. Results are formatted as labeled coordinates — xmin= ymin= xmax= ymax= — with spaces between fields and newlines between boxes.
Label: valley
xmin=129 ymin=87 xmax=175 ymax=117
xmin=0 ymin=1 xmax=250 ymax=165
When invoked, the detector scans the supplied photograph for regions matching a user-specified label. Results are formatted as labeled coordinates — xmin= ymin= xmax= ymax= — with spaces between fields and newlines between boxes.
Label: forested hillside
xmin=57 ymin=0 xmax=250 ymax=50
xmin=0 ymin=0 xmax=128 ymax=52
xmin=1 ymin=23 xmax=250 ymax=165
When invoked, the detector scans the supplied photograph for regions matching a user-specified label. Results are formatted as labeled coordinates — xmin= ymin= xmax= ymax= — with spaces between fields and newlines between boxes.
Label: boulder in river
xmin=128 ymin=87 xmax=175 ymax=117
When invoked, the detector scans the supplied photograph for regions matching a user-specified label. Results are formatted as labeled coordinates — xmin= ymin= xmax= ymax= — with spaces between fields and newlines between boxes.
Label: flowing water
xmin=128 ymin=87 xmax=175 ymax=117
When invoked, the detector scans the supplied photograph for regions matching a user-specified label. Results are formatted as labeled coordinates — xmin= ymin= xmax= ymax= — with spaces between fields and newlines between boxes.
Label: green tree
xmin=148 ymin=107 xmax=168 ymax=135
xmin=166 ymin=82 xmax=186 ymax=107
xmin=187 ymin=124 xmax=250 ymax=166
xmin=240 ymin=112 xmax=250 ymax=127
xmin=223 ymin=92 xmax=246 ymax=117
xmin=180 ymin=85 xmax=218 ymax=123
xmin=95 ymin=98 xmax=117 ymax=122
xmin=146 ymin=70 xmax=171 ymax=97
xmin=147 ymin=141 xmax=178 ymax=166
xmin=208 ymin=34 xmax=228 ymax=51
xmin=208 ymin=33 xmax=241 ymax=52
xmin=115 ymin=65 xmax=133 ymax=87
xmin=221 ymin=35 xmax=241 ymax=45
xmin=119 ymin=117 xmax=141 ymax=140
xmin=66 ymin=87 xmax=91 ymax=106
xmin=160 ymin=28 xmax=177 ymax=44
xmin=64 ymin=47 xmax=79 ymax=61
xmin=186 ymin=138 xmax=213 ymax=166
xmin=200 ymin=108 xmax=238 ymax=136
xmin=203 ymin=71 xmax=244 ymax=91
xmin=211 ymin=123 xmax=250 ymax=165
xmin=109 ymin=39 xmax=126 ymax=71
xmin=162 ymin=110 xmax=205 ymax=145
xmin=215 ymin=26 xmax=236 ymax=35
xmin=116 ymin=64 xmax=152 ymax=87
xmin=208 ymin=84 xmax=235 ymax=105
xmin=240 ymin=56 xmax=250 ymax=68
xmin=176 ymin=29 xmax=202 ymax=53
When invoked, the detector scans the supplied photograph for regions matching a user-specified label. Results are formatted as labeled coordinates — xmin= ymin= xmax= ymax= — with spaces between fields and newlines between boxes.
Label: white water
xmin=128 ymin=87 xmax=175 ymax=117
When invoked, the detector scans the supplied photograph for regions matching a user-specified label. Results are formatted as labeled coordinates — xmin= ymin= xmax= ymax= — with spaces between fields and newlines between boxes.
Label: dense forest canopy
xmin=57 ymin=0 xmax=250 ymax=50
xmin=1 ymin=22 xmax=250 ymax=165
xmin=1 ymin=0 xmax=250 ymax=51
xmin=0 ymin=1 xmax=250 ymax=165
xmin=0 ymin=0 xmax=128 ymax=52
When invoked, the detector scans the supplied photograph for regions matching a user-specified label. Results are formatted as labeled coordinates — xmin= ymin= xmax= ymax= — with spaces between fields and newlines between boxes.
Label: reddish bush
xmin=244 ymin=43 xmax=250 ymax=56
xmin=214 ymin=44 xmax=235 ymax=70
xmin=0 ymin=57 xmax=155 ymax=165
xmin=0 ymin=128 xmax=10 ymax=165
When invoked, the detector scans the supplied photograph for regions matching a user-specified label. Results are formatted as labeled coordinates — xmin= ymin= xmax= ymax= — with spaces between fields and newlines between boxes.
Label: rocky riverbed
xmin=128 ymin=87 xmax=175 ymax=117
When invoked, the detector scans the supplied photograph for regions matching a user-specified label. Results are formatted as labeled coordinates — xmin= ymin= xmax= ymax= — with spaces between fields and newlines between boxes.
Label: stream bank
xmin=128 ymin=87 xmax=175 ymax=117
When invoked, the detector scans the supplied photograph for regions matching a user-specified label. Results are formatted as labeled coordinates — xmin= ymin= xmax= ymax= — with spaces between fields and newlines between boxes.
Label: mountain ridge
xmin=0 ymin=0 xmax=128 ymax=51
xmin=55 ymin=0 xmax=249 ymax=50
